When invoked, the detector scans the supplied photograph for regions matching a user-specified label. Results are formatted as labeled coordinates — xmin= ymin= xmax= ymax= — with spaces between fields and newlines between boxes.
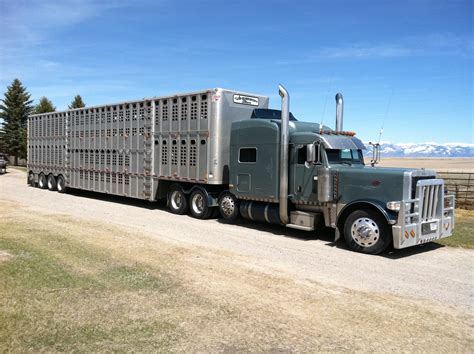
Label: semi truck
xmin=27 ymin=85 xmax=455 ymax=254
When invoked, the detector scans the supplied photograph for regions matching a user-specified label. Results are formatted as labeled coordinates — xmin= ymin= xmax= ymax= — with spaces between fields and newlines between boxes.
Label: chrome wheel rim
xmin=48 ymin=177 xmax=54 ymax=189
xmin=170 ymin=190 xmax=183 ymax=210
xmin=57 ymin=178 xmax=64 ymax=191
xmin=191 ymin=193 xmax=205 ymax=214
xmin=39 ymin=175 xmax=45 ymax=188
xmin=351 ymin=217 xmax=380 ymax=247
xmin=220 ymin=196 xmax=235 ymax=216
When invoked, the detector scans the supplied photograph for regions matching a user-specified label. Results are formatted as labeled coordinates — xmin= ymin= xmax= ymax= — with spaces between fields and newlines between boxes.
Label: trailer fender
xmin=189 ymin=186 xmax=219 ymax=207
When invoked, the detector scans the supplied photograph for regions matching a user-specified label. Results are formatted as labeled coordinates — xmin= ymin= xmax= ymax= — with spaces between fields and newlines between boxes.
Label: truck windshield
xmin=326 ymin=149 xmax=364 ymax=165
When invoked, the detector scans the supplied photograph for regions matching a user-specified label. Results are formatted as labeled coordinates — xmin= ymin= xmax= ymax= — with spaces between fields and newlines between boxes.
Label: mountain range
xmin=362 ymin=142 xmax=474 ymax=158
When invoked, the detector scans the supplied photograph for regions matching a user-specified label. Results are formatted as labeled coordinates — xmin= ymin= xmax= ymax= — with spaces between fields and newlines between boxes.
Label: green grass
xmin=436 ymin=209 xmax=474 ymax=248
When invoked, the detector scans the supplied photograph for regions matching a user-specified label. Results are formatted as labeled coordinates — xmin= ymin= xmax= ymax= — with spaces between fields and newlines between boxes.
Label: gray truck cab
xmin=225 ymin=87 xmax=454 ymax=254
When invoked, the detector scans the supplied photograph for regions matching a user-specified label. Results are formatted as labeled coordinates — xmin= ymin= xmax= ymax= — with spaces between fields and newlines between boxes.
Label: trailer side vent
xmin=180 ymin=140 xmax=187 ymax=166
xmin=191 ymin=100 xmax=198 ymax=120
xmin=171 ymin=140 xmax=178 ymax=165
xmin=181 ymin=97 xmax=188 ymax=120
xmin=200 ymin=96 xmax=208 ymax=119
xmin=162 ymin=142 xmax=168 ymax=165
xmin=172 ymin=100 xmax=178 ymax=121
xmin=163 ymin=101 xmax=169 ymax=121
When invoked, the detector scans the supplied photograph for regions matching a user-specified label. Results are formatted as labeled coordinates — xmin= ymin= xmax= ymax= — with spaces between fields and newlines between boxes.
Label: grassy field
xmin=5 ymin=166 xmax=27 ymax=173
xmin=436 ymin=209 xmax=474 ymax=249
xmin=0 ymin=201 xmax=472 ymax=351
xmin=378 ymin=158 xmax=474 ymax=172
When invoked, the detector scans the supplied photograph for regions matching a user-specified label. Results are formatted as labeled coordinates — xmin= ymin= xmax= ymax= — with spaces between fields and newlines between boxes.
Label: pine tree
xmin=0 ymin=79 xmax=33 ymax=165
xmin=68 ymin=95 xmax=85 ymax=109
xmin=34 ymin=97 xmax=56 ymax=114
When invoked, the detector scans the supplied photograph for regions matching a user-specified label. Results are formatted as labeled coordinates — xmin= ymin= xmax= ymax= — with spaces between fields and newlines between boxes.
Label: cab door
xmin=292 ymin=144 xmax=319 ymax=204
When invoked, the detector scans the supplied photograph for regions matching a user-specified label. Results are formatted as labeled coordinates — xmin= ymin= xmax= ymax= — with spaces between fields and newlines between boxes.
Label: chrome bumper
xmin=392 ymin=179 xmax=455 ymax=249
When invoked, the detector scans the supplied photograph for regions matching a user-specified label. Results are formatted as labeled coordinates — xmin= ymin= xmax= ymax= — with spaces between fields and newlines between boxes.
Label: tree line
xmin=0 ymin=79 xmax=86 ymax=165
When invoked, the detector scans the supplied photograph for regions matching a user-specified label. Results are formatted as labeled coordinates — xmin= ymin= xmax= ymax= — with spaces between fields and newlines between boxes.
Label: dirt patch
xmin=0 ymin=250 xmax=13 ymax=262
xmin=0 ymin=200 xmax=473 ymax=351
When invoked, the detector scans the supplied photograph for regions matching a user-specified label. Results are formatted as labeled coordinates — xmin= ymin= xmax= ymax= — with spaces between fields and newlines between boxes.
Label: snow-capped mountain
xmin=363 ymin=142 xmax=474 ymax=157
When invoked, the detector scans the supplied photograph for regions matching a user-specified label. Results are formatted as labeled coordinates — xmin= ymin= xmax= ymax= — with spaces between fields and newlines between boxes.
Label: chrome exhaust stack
xmin=278 ymin=84 xmax=290 ymax=225
xmin=335 ymin=93 xmax=344 ymax=132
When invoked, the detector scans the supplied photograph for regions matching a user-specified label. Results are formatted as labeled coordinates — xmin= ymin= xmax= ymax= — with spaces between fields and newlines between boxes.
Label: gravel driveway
xmin=1 ymin=168 xmax=472 ymax=312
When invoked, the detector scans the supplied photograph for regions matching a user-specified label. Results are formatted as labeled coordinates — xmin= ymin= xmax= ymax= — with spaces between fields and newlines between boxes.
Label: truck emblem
xmin=233 ymin=94 xmax=259 ymax=106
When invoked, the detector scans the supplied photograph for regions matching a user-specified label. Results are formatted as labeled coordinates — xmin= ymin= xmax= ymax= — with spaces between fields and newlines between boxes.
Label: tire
xmin=167 ymin=185 xmax=188 ymax=215
xmin=218 ymin=191 xmax=240 ymax=222
xmin=47 ymin=174 xmax=57 ymax=191
xmin=38 ymin=173 xmax=47 ymax=189
xmin=189 ymin=189 xmax=212 ymax=219
xmin=56 ymin=175 xmax=67 ymax=193
xmin=28 ymin=172 xmax=35 ymax=186
xmin=343 ymin=209 xmax=391 ymax=255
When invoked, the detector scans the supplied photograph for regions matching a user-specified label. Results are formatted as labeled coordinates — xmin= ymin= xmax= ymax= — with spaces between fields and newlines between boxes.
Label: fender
xmin=188 ymin=185 xmax=219 ymax=207
xmin=335 ymin=199 xmax=397 ymax=241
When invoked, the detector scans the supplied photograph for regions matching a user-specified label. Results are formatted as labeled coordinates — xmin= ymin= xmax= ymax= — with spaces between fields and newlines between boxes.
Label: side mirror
xmin=306 ymin=143 xmax=321 ymax=165
xmin=369 ymin=142 xmax=381 ymax=167
xmin=307 ymin=144 xmax=315 ymax=163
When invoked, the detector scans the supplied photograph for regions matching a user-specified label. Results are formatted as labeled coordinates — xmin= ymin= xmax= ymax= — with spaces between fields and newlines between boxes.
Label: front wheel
xmin=189 ymin=189 xmax=212 ymax=219
xmin=343 ymin=209 xmax=391 ymax=254
xmin=218 ymin=191 xmax=240 ymax=221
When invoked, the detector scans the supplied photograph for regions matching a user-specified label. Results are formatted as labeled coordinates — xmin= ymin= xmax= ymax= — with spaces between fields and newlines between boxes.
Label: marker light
xmin=386 ymin=201 xmax=401 ymax=211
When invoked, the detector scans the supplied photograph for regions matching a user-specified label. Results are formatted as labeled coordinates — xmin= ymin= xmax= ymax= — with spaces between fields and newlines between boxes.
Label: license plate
xmin=422 ymin=222 xmax=438 ymax=235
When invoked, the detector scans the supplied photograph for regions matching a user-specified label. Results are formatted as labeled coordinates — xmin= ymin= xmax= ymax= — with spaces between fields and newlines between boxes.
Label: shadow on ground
xmin=41 ymin=186 xmax=446 ymax=259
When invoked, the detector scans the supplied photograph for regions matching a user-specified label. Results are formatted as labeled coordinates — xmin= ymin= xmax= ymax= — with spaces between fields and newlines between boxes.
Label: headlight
xmin=386 ymin=201 xmax=401 ymax=211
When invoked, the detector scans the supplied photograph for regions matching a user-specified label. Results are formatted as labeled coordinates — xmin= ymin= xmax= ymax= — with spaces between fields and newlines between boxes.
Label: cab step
xmin=286 ymin=211 xmax=318 ymax=231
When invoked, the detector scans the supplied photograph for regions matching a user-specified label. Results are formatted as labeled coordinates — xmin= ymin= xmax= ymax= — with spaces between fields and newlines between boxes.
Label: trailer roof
xmin=28 ymin=88 xmax=269 ymax=118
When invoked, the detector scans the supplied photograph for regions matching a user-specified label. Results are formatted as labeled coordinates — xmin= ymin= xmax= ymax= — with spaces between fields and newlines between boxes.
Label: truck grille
xmin=417 ymin=180 xmax=443 ymax=222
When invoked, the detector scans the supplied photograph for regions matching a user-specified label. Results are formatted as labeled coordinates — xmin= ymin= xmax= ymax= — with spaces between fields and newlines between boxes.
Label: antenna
xmin=319 ymin=76 xmax=334 ymax=132
xmin=370 ymin=88 xmax=393 ymax=167
xmin=378 ymin=88 xmax=393 ymax=144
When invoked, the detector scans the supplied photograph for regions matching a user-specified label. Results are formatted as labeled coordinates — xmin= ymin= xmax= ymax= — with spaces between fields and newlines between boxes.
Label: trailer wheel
xmin=190 ymin=189 xmax=212 ymax=219
xmin=38 ymin=173 xmax=47 ymax=189
xmin=56 ymin=175 xmax=67 ymax=193
xmin=47 ymin=174 xmax=57 ymax=191
xmin=168 ymin=185 xmax=188 ymax=215
xmin=28 ymin=172 xmax=35 ymax=186
xmin=218 ymin=191 xmax=240 ymax=221
xmin=343 ymin=209 xmax=391 ymax=255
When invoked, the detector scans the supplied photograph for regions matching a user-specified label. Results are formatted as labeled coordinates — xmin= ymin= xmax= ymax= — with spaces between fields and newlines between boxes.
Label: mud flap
xmin=334 ymin=227 xmax=341 ymax=242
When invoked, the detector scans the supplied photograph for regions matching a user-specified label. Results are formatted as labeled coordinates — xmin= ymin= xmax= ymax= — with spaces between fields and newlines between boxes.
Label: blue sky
xmin=0 ymin=0 xmax=472 ymax=144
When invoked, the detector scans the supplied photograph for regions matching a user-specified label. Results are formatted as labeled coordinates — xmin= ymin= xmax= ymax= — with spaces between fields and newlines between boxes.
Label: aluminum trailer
xmin=27 ymin=88 xmax=268 ymax=209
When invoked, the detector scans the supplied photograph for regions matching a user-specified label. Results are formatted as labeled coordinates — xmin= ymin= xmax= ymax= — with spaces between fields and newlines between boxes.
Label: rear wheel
xmin=47 ymin=174 xmax=57 ymax=191
xmin=168 ymin=185 xmax=188 ymax=215
xmin=218 ymin=191 xmax=240 ymax=222
xmin=343 ymin=209 xmax=391 ymax=254
xmin=56 ymin=175 xmax=67 ymax=193
xmin=189 ymin=189 xmax=212 ymax=219
xmin=38 ymin=173 xmax=47 ymax=189
xmin=27 ymin=172 xmax=35 ymax=186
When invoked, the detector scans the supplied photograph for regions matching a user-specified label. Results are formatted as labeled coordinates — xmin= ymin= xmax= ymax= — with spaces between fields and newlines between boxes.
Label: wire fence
xmin=438 ymin=172 xmax=474 ymax=210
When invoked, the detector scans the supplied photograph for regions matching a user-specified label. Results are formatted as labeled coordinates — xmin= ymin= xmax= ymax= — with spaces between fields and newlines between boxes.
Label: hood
xmin=333 ymin=166 xmax=437 ymax=204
